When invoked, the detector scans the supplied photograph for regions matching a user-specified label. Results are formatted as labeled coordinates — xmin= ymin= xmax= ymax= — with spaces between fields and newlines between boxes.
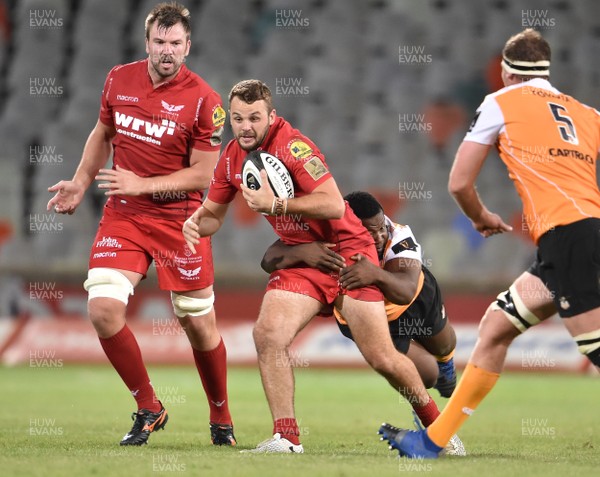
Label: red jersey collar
xmin=144 ymin=59 xmax=190 ymax=90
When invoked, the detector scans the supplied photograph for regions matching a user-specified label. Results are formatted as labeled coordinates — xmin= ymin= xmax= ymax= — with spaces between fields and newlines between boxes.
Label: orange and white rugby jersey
xmin=464 ymin=78 xmax=600 ymax=243
xmin=334 ymin=215 xmax=425 ymax=325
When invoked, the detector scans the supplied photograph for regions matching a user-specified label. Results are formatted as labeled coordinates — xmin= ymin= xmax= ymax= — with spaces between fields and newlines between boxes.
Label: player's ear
xmin=269 ymin=109 xmax=276 ymax=125
xmin=185 ymin=38 xmax=191 ymax=57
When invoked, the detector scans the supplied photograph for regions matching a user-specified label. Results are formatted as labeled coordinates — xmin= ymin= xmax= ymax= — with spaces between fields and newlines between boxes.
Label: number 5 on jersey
xmin=548 ymin=103 xmax=578 ymax=145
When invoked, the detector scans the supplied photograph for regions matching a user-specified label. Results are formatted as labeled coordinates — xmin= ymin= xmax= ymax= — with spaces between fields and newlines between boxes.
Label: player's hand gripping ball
xmin=242 ymin=151 xmax=294 ymax=199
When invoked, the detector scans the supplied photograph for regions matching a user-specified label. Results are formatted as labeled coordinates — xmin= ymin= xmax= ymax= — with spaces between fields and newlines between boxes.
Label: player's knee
xmin=364 ymin=352 xmax=396 ymax=378
xmin=84 ymin=268 xmax=134 ymax=305
xmin=87 ymin=296 xmax=122 ymax=319
xmin=478 ymin=304 xmax=519 ymax=347
xmin=171 ymin=292 xmax=214 ymax=318
xmin=479 ymin=305 xmax=503 ymax=336
xmin=87 ymin=297 xmax=126 ymax=335
xmin=178 ymin=311 xmax=217 ymax=339
xmin=84 ymin=268 xmax=132 ymax=329
xmin=431 ymin=339 xmax=455 ymax=358
xmin=252 ymin=323 xmax=266 ymax=349
xmin=253 ymin=320 xmax=291 ymax=351
xmin=573 ymin=329 xmax=600 ymax=366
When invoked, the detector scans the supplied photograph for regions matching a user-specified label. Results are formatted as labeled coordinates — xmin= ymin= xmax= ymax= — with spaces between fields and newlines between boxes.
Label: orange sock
xmin=427 ymin=362 xmax=499 ymax=447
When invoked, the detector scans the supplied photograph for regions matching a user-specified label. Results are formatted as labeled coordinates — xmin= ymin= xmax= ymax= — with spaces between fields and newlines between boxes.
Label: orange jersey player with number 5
xmin=380 ymin=28 xmax=600 ymax=459
xmin=183 ymin=79 xmax=443 ymax=453
xmin=47 ymin=3 xmax=235 ymax=447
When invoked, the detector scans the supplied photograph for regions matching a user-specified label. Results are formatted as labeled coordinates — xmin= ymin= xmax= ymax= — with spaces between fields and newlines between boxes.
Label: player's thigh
xmin=254 ymin=289 xmax=322 ymax=348
xmin=415 ymin=320 xmax=456 ymax=357
xmin=561 ymin=306 xmax=600 ymax=338
xmin=536 ymin=218 xmax=600 ymax=318
xmin=491 ymin=271 xmax=556 ymax=334
xmin=337 ymin=315 xmax=412 ymax=355
xmin=561 ymin=306 xmax=600 ymax=369
xmin=471 ymin=271 xmax=555 ymax=352
xmin=152 ymin=219 xmax=214 ymax=291
xmin=86 ymin=268 xmax=143 ymax=317
xmin=87 ymin=214 xmax=149 ymax=332
xmin=512 ymin=271 xmax=556 ymax=317
xmin=534 ymin=219 xmax=600 ymax=356
xmin=89 ymin=209 xmax=152 ymax=276
xmin=336 ymin=295 xmax=396 ymax=356
xmin=410 ymin=268 xmax=455 ymax=354
xmin=387 ymin=319 xmax=411 ymax=354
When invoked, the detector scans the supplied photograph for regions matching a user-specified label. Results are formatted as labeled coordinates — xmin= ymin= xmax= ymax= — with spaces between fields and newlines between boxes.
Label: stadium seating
xmin=1 ymin=0 xmax=598 ymax=289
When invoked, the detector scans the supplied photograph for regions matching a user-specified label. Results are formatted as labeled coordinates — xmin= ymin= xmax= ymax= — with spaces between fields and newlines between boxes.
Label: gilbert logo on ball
xmin=242 ymin=151 xmax=294 ymax=199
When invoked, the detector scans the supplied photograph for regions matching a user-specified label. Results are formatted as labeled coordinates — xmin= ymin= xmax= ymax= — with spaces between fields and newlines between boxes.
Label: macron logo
xmin=115 ymin=111 xmax=176 ymax=139
xmin=117 ymin=94 xmax=139 ymax=102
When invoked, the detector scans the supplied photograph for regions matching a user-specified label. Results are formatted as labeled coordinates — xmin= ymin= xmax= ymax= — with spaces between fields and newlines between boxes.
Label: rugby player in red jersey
xmin=183 ymin=79 xmax=443 ymax=453
xmin=260 ymin=191 xmax=466 ymax=455
xmin=47 ymin=3 xmax=235 ymax=446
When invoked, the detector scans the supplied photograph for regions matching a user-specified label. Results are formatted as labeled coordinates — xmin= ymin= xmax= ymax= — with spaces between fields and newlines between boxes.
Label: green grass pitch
xmin=1 ymin=365 xmax=598 ymax=476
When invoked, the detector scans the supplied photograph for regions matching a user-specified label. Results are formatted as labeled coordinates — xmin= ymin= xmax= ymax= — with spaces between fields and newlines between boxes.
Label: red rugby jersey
xmin=208 ymin=116 xmax=372 ymax=249
xmin=98 ymin=59 xmax=225 ymax=216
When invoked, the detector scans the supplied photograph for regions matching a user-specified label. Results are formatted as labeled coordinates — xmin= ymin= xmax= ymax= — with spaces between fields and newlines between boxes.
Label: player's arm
xmin=285 ymin=176 xmax=345 ymax=218
xmin=182 ymin=198 xmax=229 ymax=253
xmin=47 ymin=119 xmax=115 ymax=214
xmin=241 ymin=172 xmax=345 ymax=219
xmin=448 ymin=141 xmax=512 ymax=237
xmin=339 ymin=255 xmax=421 ymax=304
xmin=97 ymin=148 xmax=219 ymax=196
xmin=261 ymin=240 xmax=346 ymax=274
xmin=379 ymin=257 xmax=421 ymax=304
xmin=143 ymin=148 xmax=219 ymax=191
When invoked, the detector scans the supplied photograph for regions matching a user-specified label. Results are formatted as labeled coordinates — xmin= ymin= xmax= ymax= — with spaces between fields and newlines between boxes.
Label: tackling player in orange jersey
xmin=379 ymin=28 xmax=600 ymax=458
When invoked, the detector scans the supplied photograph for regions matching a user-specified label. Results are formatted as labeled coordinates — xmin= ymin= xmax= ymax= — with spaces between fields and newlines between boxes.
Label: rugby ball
xmin=242 ymin=151 xmax=294 ymax=199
